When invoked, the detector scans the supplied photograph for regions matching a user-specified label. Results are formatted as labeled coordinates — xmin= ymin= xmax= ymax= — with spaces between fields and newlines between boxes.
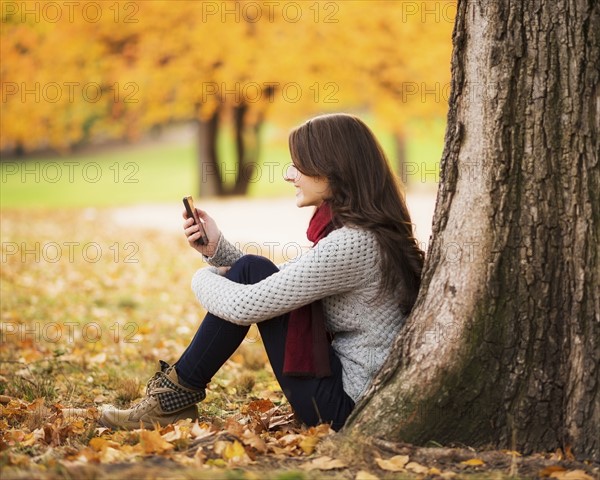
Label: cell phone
xmin=183 ymin=195 xmax=209 ymax=245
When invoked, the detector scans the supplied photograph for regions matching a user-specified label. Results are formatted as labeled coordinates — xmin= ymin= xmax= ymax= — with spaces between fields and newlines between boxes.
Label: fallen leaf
xmin=161 ymin=424 xmax=189 ymax=442
xmin=190 ymin=421 xmax=214 ymax=440
xmin=73 ymin=446 xmax=101 ymax=463
xmin=502 ymin=449 xmax=522 ymax=456
xmin=267 ymin=444 xmax=291 ymax=455
xmin=461 ymin=458 xmax=485 ymax=466
xmin=70 ymin=419 xmax=86 ymax=434
xmin=309 ymin=423 xmax=334 ymax=436
xmin=356 ymin=470 xmax=380 ymax=480
xmin=266 ymin=412 xmax=294 ymax=429
xmin=279 ymin=433 xmax=301 ymax=446
xmin=245 ymin=399 xmax=275 ymax=414
xmin=540 ymin=466 xmax=567 ymax=477
xmin=19 ymin=431 xmax=38 ymax=447
xmin=4 ymin=430 xmax=26 ymax=444
xmin=299 ymin=434 xmax=320 ymax=455
xmin=99 ymin=446 xmax=129 ymax=463
xmin=550 ymin=470 xmax=594 ymax=480
xmin=440 ymin=472 xmax=458 ymax=479
xmin=242 ymin=430 xmax=267 ymax=453
xmin=220 ymin=440 xmax=250 ymax=465
xmin=206 ymin=458 xmax=227 ymax=468
xmin=139 ymin=429 xmax=174 ymax=454
xmin=406 ymin=461 xmax=429 ymax=474
xmin=89 ymin=437 xmax=112 ymax=452
xmin=224 ymin=440 xmax=246 ymax=459
xmin=302 ymin=455 xmax=347 ymax=471
xmin=224 ymin=417 xmax=245 ymax=437
xmin=375 ymin=455 xmax=409 ymax=471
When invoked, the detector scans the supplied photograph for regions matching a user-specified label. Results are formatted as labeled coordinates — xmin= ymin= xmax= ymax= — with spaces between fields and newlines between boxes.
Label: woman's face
xmin=284 ymin=164 xmax=330 ymax=208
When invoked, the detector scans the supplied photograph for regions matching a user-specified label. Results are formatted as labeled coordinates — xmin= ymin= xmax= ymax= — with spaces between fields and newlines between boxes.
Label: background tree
xmin=336 ymin=2 xmax=455 ymax=177
xmin=1 ymin=1 xmax=453 ymax=195
xmin=340 ymin=0 xmax=599 ymax=461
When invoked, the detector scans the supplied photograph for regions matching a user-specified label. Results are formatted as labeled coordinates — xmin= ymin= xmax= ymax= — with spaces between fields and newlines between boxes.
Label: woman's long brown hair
xmin=289 ymin=113 xmax=425 ymax=315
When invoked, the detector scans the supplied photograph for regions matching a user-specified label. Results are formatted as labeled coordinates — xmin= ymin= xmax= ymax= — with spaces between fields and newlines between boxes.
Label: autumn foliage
xmin=1 ymin=1 xmax=454 ymax=153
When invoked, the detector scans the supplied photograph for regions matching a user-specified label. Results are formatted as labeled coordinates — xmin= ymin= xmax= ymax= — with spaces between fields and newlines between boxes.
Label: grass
xmin=0 ymin=119 xmax=445 ymax=209
xmin=1 ymin=148 xmax=596 ymax=480
xmin=0 ymin=141 xmax=197 ymax=209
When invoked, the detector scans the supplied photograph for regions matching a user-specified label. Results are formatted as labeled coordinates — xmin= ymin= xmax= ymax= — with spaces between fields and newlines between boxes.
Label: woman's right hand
xmin=182 ymin=208 xmax=221 ymax=257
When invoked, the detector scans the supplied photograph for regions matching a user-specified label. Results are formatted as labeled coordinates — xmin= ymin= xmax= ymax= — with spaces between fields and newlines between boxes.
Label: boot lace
xmin=130 ymin=369 xmax=171 ymax=413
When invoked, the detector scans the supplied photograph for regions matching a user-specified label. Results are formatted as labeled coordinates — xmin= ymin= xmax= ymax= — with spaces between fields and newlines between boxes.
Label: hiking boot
xmin=99 ymin=360 xmax=205 ymax=430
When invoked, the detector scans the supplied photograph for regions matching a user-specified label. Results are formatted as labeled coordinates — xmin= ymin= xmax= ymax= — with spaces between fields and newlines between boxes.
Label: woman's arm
xmin=191 ymin=227 xmax=378 ymax=325
xmin=202 ymin=233 xmax=244 ymax=267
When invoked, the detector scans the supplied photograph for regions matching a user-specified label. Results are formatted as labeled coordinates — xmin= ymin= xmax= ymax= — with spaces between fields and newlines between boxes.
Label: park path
xmin=110 ymin=190 xmax=437 ymax=257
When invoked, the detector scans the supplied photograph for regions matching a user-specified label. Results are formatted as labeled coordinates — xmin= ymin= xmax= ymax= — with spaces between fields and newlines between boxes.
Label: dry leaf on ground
xmin=461 ymin=458 xmax=485 ymax=466
xmin=355 ymin=470 xmax=380 ymax=479
xmin=375 ymin=454 xmax=409 ymax=471
xmin=139 ymin=429 xmax=174 ymax=454
xmin=549 ymin=470 xmax=595 ymax=480
xmin=302 ymin=455 xmax=347 ymax=471
xmin=406 ymin=461 xmax=430 ymax=474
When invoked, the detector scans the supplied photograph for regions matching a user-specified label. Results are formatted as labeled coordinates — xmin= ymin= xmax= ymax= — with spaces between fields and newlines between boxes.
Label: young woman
xmin=100 ymin=113 xmax=425 ymax=431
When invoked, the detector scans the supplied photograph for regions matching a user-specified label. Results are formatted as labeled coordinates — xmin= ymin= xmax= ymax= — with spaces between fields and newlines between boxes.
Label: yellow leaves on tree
xmin=1 ymin=1 xmax=454 ymax=152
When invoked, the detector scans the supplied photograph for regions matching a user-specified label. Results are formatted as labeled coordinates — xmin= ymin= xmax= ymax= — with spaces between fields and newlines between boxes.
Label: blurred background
xmin=0 ymin=0 xmax=455 ymax=434
xmin=1 ymin=0 xmax=453 ymax=202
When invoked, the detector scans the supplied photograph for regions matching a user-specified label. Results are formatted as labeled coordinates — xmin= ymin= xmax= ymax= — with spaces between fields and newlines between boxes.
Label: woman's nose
xmin=284 ymin=164 xmax=300 ymax=182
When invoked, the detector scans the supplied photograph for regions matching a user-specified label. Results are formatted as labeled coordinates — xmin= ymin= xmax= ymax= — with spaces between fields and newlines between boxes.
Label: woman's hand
xmin=182 ymin=207 xmax=221 ymax=257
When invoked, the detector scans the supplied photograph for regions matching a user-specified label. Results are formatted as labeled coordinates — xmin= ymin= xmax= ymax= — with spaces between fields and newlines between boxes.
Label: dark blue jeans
xmin=175 ymin=255 xmax=354 ymax=430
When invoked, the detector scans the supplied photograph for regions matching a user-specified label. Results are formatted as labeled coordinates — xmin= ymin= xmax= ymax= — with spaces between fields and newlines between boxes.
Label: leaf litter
xmin=1 ymin=209 xmax=599 ymax=479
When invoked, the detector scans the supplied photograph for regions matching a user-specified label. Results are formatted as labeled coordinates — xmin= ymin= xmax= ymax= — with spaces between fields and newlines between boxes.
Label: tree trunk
xmin=343 ymin=0 xmax=599 ymax=461
xmin=197 ymin=107 xmax=223 ymax=197
xmin=196 ymin=104 xmax=264 ymax=197
xmin=232 ymin=103 xmax=263 ymax=196
xmin=394 ymin=131 xmax=408 ymax=184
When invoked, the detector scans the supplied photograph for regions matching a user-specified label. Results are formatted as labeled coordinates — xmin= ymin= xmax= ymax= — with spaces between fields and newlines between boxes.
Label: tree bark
xmin=343 ymin=0 xmax=599 ymax=461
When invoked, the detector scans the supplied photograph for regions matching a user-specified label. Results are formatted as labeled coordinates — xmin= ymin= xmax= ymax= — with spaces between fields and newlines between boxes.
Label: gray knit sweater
xmin=191 ymin=226 xmax=407 ymax=402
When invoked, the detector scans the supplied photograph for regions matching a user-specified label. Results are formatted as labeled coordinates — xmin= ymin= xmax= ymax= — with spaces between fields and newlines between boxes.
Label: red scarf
xmin=283 ymin=202 xmax=336 ymax=377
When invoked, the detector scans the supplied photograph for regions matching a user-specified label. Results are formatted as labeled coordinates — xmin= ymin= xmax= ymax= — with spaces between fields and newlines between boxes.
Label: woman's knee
xmin=226 ymin=254 xmax=278 ymax=284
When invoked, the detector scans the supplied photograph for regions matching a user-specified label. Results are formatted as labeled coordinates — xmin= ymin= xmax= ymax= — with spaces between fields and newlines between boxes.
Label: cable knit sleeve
xmin=191 ymin=227 xmax=377 ymax=325
xmin=202 ymin=233 xmax=244 ymax=267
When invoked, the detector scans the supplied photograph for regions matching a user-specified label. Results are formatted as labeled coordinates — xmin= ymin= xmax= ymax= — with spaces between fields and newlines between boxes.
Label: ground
xmin=1 ymin=202 xmax=598 ymax=479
